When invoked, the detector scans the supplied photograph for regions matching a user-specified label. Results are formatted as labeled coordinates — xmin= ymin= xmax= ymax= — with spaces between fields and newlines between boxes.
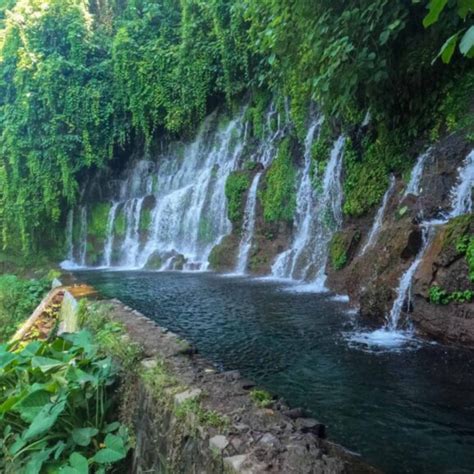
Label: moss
xmin=329 ymin=230 xmax=361 ymax=270
xmin=443 ymin=215 xmax=474 ymax=282
xmin=225 ymin=171 xmax=251 ymax=223
xmin=330 ymin=232 xmax=348 ymax=270
xmin=139 ymin=208 xmax=152 ymax=233
xmin=343 ymin=128 xmax=411 ymax=217
xmin=114 ymin=208 xmax=127 ymax=237
xmin=208 ymin=235 xmax=238 ymax=271
xmin=443 ymin=215 xmax=473 ymax=250
xmin=261 ymin=137 xmax=297 ymax=222
xmin=88 ymin=202 xmax=112 ymax=240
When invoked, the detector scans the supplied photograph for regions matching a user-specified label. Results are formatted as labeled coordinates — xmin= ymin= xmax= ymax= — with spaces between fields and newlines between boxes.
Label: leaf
xmin=457 ymin=0 xmax=474 ymax=19
xmin=436 ymin=32 xmax=460 ymax=64
xmin=0 ymin=351 xmax=18 ymax=369
xmin=24 ymin=448 xmax=52 ymax=474
xmin=72 ymin=427 xmax=99 ymax=447
xmin=92 ymin=434 xmax=127 ymax=464
xmin=15 ymin=389 xmax=51 ymax=422
xmin=32 ymin=356 xmax=66 ymax=372
xmin=423 ymin=0 xmax=449 ymax=28
xmin=103 ymin=421 xmax=120 ymax=433
xmin=60 ymin=452 xmax=89 ymax=474
xmin=459 ymin=26 xmax=474 ymax=57
xmin=23 ymin=398 xmax=66 ymax=441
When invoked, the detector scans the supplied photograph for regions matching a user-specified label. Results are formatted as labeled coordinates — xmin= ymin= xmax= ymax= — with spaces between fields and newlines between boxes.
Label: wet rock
xmin=282 ymin=407 xmax=308 ymax=419
xmin=295 ymin=418 xmax=326 ymax=438
xmin=223 ymin=370 xmax=241 ymax=382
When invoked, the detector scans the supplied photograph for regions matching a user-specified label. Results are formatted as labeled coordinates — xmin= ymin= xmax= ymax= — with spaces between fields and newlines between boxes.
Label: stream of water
xmin=78 ymin=269 xmax=474 ymax=474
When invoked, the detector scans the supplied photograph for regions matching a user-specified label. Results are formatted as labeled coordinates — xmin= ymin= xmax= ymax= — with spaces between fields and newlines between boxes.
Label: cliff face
xmin=326 ymin=133 xmax=474 ymax=346
xmin=65 ymin=103 xmax=473 ymax=348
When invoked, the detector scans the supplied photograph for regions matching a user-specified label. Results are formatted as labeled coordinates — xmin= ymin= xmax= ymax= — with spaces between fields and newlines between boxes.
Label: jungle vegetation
xmin=0 ymin=0 xmax=472 ymax=255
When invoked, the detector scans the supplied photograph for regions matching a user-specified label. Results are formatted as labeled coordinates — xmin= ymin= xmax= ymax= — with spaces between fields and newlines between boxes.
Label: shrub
xmin=0 ymin=275 xmax=50 ymax=342
xmin=261 ymin=138 xmax=297 ymax=222
xmin=225 ymin=171 xmax=251 ymax=223
xmin=0 ymin=331 xmax=130 ymax=473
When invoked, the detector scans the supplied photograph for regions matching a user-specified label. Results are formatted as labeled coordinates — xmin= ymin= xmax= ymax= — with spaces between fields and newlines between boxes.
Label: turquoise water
xmin=79 ymin=270 xmax=474 ymax=474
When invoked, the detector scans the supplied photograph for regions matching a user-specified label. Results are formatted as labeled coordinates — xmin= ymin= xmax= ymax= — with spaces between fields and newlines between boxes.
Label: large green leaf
xmin=23 ymin=398 xmax=66 ymax=441
xmin=423 ymin=0 xmax=449 ymax=27
xmin=15 ymin=389 xmax=51 ymax=422
xmin=59 ymin=452 xmax=89 ymax=474
xmin=32 ymin=356 xmax=66 ymax=373
xmin=92 ymin=434 xmax=127 ymax=464
xmin=72 ymin=427 xmax=99 ymax=447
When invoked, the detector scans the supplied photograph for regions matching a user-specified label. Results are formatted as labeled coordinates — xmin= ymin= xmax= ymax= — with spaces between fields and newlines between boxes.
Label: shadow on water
xmin=78 ymin=270 xmax=474 ymax=474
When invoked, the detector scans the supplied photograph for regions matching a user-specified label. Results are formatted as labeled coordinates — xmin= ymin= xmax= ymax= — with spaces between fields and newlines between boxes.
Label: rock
xmin=174 ymin=388 xmax=202 ymax=407
xmin=223 ymin=454 xmax=248 ymax=472
xmin=209 ymin=435 xmax=229 ymax=452
xmin=282 ymin=407 xmax=307 ymax=419
xmin=223 ymin=370 xmax=241 ymax=382
xmin=295 ymin=418 xmax=326 ymax=438
xmin=233 ymin=423 xmax=250 ymax=433
xmin=240 ymin=380 xmax=256 ymax=390
xmin=259 ymin=433 xmax=281 ymax=449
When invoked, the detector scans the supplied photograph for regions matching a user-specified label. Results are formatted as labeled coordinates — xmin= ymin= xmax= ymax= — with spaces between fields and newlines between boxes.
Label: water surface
xmin=78 ymin=270 xmax=474 ymax=474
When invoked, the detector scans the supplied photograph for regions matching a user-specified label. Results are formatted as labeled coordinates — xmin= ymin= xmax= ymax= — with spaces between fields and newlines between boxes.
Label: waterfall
xmin=78 ymin=206 xmax=88 ymax=267
xmin=235 ymin=173 xmax=262 ymax=274
xmin=446 ymin=149 xmax=473 ymax=218
xmin=350 ymin=148 xmax=473 ymax=350
xmin=404 ymin=149 xmax=431 ymax=197
xmin=65 ymin=209 xmax=74 ymax=261
xmin=272 ymin=132 xmax=345 ymax=289
xmin=137 ymin=114 xmax=246 ymax=270
xmin=271 ymin=119 xmax=321 ymax=279
xmin=103 ymin=202 xmax=119 ymax=267
xmin=121 ymin=197 xmax=145 ymax=268
xmin=360 ymin=175 xmax=396 ymax=256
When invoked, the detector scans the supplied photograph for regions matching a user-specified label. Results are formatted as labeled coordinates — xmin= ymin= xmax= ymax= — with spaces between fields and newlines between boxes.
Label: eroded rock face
xmin=411 ymin=216 xmax=474 ymax=346
xmin=325 ymin=132 xmax=474 ymax=345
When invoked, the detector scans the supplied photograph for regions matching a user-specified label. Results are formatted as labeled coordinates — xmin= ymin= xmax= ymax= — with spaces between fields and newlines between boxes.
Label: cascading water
xmin=404 ymin=149 xmax=431 ymax=197
xmin=137 ymin=113 xmax=246 ymax=270
xmin=102 ymin=202 xmax=119 ymax=267
xmin=446 ymin=149 xmax=473 ymax=218
xmin=78 ymin=206 xmax=88 ymax=267
xmin=235 ymin=173 xmax=262 ymax=274
xmin=359 ymin=175 xmax=396 ymax=256
xmin=64 ymin=110 xmax=251 ymax=270
xmin=350 ymin=148 xmax=474 ymax=350
xmin=121 ymin=197 xmax=145 ymax=268
xmin=272 ymin=131 xmax=345 ymax=290
xmin=65 ymin=210 xmax=74 ymax=262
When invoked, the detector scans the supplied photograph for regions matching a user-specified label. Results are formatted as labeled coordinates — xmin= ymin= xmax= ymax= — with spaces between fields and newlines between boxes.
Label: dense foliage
xmin=0 ymin=0 xmax=472 ymax=253
xmin=0 ymin=331 xmax=130 ymax=473
xmin=0 ymin=274 xmax=49 ymax=341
